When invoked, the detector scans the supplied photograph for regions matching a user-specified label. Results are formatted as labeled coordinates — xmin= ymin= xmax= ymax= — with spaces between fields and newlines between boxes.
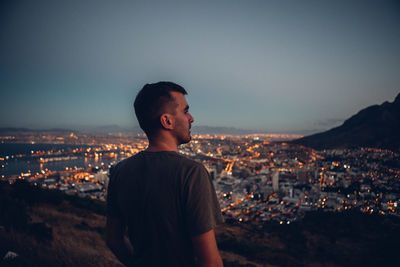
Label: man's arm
xmin=192 ymin=229 xmax=223 ymax=267
xmin=106 ymin=216 xmax=134 ymax=266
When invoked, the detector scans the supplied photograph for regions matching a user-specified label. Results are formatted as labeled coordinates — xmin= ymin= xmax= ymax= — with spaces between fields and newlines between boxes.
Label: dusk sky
xmin=1 ymin=0 xmax=399 ymax=133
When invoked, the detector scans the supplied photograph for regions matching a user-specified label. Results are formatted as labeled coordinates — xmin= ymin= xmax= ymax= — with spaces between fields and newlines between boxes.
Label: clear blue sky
xmin=1 ymin=0 xmax=399 ymax=133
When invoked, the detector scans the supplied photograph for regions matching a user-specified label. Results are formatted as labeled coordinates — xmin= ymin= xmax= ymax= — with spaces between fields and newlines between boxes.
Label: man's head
xmin=134 ymin=81 xmax=194 ymax=144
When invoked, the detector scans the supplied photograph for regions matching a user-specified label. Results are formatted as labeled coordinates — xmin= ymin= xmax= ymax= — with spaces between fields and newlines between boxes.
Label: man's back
xmin=107 ymin=151 xmax=222 ymax=267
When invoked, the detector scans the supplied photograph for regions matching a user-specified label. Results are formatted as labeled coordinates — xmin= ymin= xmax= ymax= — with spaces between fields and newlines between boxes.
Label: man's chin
xmin=186 ymin=133 xmax=192 ymax=143
xmin=178 ymin=135 xmax=191 ymax=145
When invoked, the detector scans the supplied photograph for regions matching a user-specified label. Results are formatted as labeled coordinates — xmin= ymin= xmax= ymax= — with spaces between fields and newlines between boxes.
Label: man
xmin=106 ymin=82 xmax=224 ymax=267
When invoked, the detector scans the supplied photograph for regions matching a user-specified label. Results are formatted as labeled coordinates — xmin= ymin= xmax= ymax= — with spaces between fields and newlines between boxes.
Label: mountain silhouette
xmin=291 ymin=92 xmax=400 ymax=151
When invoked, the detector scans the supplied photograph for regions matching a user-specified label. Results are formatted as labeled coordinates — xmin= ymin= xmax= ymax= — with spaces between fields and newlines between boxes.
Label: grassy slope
xmin=1 ymin=201 xmax=121 ymax=267
xmin=1 ymin=201 xmax=261 ymax=267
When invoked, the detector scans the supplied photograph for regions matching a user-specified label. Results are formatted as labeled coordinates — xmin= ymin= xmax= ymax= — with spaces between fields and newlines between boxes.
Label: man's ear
xmin=160 ymin=113 xmax=175 ymax=130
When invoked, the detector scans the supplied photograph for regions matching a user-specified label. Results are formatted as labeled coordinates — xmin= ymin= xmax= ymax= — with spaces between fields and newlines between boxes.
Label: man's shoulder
xmin=170 ymin=152 xmax=207 ymax=174
xmin=170 ymin=152 xmax=204 ymax=168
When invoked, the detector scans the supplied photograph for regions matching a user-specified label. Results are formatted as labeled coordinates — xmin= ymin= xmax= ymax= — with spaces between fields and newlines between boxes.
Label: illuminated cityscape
xmin=1 ymin=130 xmax=399 ymax=226
xmin=1 ymin=1 xmax=399 ymax=265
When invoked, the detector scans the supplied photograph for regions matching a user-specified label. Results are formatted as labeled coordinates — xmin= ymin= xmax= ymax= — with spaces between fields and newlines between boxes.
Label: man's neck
xmin=146 ymin=144 xmax=177 ymax=152
xmin=146 ymin=137 xmax=178 ymax=152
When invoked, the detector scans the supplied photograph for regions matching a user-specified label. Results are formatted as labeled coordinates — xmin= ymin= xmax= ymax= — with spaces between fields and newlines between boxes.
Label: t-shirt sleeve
xmin=184 ymin=164 xmax=224 ymax=235
xmin=106 ymin=163 xmax=122 ymax=218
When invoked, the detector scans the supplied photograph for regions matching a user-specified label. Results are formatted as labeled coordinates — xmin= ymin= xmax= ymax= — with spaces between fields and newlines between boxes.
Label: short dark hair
xmin=134 ymin=81 xmax=187 ymax=136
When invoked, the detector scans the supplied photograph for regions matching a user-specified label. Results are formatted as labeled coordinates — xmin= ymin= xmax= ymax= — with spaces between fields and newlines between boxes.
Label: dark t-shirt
xmin=107 ymin=151 xmax=223 ymax=267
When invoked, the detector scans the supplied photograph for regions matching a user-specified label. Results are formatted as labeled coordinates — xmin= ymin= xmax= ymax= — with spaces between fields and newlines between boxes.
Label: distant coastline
xmin=0 ymin=143 xmax=115 ymax=177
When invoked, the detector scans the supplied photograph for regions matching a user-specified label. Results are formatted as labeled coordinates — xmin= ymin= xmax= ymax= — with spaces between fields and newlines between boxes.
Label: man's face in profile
xmin=169 ymin=91 xmax=194 ymax=145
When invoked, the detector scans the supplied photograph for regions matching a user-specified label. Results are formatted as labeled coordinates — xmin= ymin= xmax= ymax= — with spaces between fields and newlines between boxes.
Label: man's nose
xmin=189 ymin=113 xmax=194 ymax=123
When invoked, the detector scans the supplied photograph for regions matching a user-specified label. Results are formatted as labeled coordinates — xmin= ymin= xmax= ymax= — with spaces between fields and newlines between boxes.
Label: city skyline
xmin=1 ymin=0 xmax=399 ymax=133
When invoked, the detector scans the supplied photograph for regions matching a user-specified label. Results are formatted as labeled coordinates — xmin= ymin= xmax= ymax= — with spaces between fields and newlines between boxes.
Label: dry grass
xmin=3 ymin=200 xmax=256 ymax=266
xmin=1 ymin=201 xmax=122 ymax=266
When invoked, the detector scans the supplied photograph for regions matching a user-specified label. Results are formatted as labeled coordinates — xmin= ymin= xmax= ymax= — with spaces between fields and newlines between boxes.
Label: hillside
xmin=292 ymin=92 xmax=400 ymax=151
xmin=1 ymin=181 xmax=399 ymax=266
